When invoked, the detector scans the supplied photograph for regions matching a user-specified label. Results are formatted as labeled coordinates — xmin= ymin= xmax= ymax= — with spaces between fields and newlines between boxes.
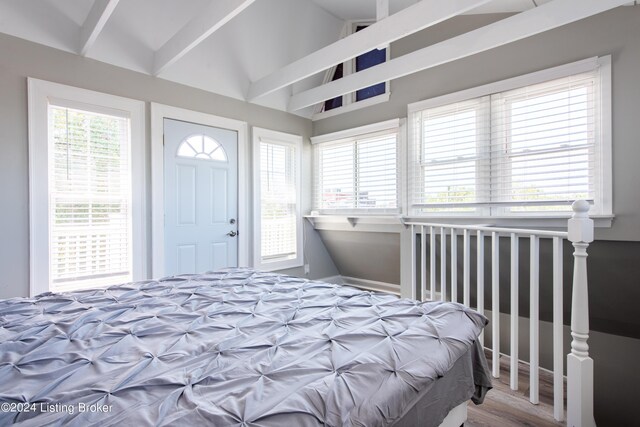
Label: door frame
xmin=151 ymin=103 xmax=249 ymax=277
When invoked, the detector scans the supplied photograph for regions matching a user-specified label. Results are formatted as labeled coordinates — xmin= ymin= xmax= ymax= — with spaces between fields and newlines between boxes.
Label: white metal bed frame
xmin=405 ymin=200 xmax=595 ymax=427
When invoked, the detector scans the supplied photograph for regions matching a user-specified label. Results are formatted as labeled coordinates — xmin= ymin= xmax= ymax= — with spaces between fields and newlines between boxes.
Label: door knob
xmin=227 ymin=231 xmax=237 ymax=237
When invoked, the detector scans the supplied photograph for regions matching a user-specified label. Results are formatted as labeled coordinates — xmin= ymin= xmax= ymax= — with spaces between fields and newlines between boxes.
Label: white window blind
xmin=410 ymin=65 xmax=607 ymax=216
xmin=253 ymin=127 xmax=303 ymax=271
xmin=49 ymin=105 xmax=133 ymax=291
xmin=313 ymin=127 xmax=398 ymax=213
xmin=260 ymin=141 xmax=298 ymax=262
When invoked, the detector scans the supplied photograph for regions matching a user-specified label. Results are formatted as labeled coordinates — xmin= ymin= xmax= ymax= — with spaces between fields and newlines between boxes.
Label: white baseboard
xmin=317 ymin=275 xmax=400 ymax=295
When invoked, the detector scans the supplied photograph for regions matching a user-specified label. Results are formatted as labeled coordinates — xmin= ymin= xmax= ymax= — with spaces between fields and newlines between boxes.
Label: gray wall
xmin=0 ymin=32 xmax=338 ymax=299
xmin=315 ymin=7 xmax=640 ymax=242
xmin=317 ymin=230 xmax=400 ymax=283
xmin=312 ymin=8 xmax=640 ymax=425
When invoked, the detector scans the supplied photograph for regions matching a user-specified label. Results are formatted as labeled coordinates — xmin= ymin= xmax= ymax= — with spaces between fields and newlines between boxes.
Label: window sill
xmin=305 ymin=213 xmax=614 ymax=232
xmin=311 ymin=92 xmax=390 ymax=121
xmin=305 ymin=214 xmax=403 ymax=233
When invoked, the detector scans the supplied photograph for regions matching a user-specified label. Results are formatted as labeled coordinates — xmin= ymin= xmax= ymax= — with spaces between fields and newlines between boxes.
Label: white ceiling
xmin=0 ymin=0 xmax=633 ymax=117
xmin=309 ymin=0 xmax=553 ymax=21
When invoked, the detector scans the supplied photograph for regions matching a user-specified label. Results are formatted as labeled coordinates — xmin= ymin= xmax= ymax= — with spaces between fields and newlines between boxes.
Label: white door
xmin=164 ymin=118 xmax=238 ymax=275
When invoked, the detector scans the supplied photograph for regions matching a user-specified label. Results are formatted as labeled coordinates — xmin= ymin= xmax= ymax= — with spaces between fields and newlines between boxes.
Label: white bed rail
xmin=404 ymin=201 xmax=595 ymax=427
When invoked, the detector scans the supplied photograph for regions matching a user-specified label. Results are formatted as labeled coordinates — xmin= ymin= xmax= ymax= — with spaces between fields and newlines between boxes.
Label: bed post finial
xmin=567 ymin=200 xmax=596 ymax=427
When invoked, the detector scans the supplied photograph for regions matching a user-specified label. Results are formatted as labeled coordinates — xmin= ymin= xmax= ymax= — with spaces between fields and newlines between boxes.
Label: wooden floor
xmin=466 ymin=351 xmax=566 ymax=427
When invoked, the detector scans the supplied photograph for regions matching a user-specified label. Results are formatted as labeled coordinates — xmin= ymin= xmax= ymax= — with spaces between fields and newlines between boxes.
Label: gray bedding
xmin=0 ymin=268 xmax=490 ymax=426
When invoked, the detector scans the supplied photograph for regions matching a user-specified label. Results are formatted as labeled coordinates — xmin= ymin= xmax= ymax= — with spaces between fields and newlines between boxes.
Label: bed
xmin=0 ymin=268 xmax=490 ymax=426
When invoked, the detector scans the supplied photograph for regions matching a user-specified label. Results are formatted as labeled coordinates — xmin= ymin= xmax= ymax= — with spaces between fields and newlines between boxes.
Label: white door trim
xmin=151 ymin=103 xmax=249 ymax=277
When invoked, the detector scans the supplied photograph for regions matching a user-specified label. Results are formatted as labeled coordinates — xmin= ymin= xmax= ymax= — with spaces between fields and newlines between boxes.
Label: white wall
xmin=0 ymin=32 xmax=338 ymax=299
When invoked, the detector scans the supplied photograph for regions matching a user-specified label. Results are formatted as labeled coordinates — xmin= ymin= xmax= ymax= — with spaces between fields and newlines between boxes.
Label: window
xmin=29 ymin=79 xmax=145 ymax=295
xmin=312 ymin=119 xmax=401 ymax=214
xmin=177 ymin=134 xmax=227 ymax=161
xmin=253 ymin=128 xmax=303 ymax=271
xmin=317 ymin=23 xmax=390 ymax=118
xmin=408 ymin=56 xmax=612 ymax=217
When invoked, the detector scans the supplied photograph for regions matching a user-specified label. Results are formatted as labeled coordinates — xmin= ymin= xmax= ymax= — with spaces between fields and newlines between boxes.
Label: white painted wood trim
xmin=317 ymin=275 xmax=400 ymax=295
xmin=28 ymin=78 xmax=146 ymax=296
xmin=153 ymin=0 xmax=255 ymax=75
xmin=252 ymin=127 xmax=304 ymax=271
xmin=248 ymin=0 xmax=491 ymax=100
xmin=310 ymin=118 xmax=400 ymax=145
xmin=529 ymin=235 xmax=540 ymax=405
xmin=491 ymin=231 xmax=500 ymax=378
xmin=552 ymin=236 xmax=565 ymax=421
xmin=407 ymin=57 xmax=599 ymax=113
xmin=288 ymin=0 xmax=628 ymax=111
xmin=597 ymin=55 xmax=613 ymax=217
xmin=341 ymin=276 xmax=400 ymax=295
xmin=407 ymin=202 xmax=595 ymax=426
xmin=477 ymin=230 xmax=484 ymax=346
xmin=437 ymin=402 xmax=467 ymax=427
xmin=79 ymin=0 xmax=120 ymax=55
xmin=311 ymin=92 xmax=390 ymax=121
xmin=150 ymin=103 xmax=249 ymax=277
xmin=510 ymin=233 xmax=519 ymax=391
xmin=567 ymin=200 xmax=596 ymax=427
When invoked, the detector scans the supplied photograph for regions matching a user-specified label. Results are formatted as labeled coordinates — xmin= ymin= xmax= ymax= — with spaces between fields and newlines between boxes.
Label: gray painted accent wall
xmin=314 ymin=7 xmax=640 ymax=242
xmin=311 ymin=8 xmax=640 ymax=425
xmin=317 ymin=230 xmax=400 ymax=284
xmin=0 ymin=32 xmax=338 ymax=299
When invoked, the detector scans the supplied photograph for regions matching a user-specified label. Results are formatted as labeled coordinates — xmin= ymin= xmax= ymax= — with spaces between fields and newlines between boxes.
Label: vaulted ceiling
xmin=0 ymin=0 xmax=635 ymax=118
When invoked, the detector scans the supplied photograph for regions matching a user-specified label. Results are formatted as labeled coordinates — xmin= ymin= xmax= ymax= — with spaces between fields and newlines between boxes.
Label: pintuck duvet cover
xmin=0 ymin=268 xmax=490 ymax=426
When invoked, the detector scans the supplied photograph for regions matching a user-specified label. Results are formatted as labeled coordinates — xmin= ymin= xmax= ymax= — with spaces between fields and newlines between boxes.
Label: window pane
xmin=324 ymin=63 xmax=343 ymax=112
xmin=260 ymin=142 xmax=297 ymax=261
xmin=318 ymin=142 xmax=355 ymax=209
xmin=177 ymin=135 xmax=227 ymax=161
xmin=493 ymin=73 xmax=596 ymax=211
xmin=314 ymin=128 xmax=398 ymax=212
xmin=416 ymin=98 xmax=489 ymax=212
xmin=49 ymin=106 xmax=132 ymax=291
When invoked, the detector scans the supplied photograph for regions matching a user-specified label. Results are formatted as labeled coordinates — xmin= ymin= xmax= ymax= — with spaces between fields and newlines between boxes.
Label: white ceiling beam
xmin=78 ymin=0 xmax=120 ymax=56
xmin=247 ymin=0 xmax=493 ymax=101
xmin=153 ymin=0 xmax=256 ymax=76
xmin=288 ymin=0 xmax=629 ymax=112
xmin=376 ymin=0 xmax=389 ymax=21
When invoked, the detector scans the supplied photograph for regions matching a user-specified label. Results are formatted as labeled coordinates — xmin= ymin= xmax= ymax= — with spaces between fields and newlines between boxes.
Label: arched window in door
xmin=177 ymin=134 xmax=227 ymax=161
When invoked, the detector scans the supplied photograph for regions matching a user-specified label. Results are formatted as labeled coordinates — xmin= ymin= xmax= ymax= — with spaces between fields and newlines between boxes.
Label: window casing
xmin=408 ymin=56 xmax=612 ymax=218
xmin=312 ymin=119 xmax=401 ymax=215
xmin=253 ymin=128 xmax=303 ymax=271
xmin=315 ymin=22 xmax=390 ymax=119
xmin=28 ymin=79 xmax=145 ymax=296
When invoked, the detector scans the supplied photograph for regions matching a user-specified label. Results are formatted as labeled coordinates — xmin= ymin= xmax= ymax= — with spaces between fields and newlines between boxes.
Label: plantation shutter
xmin=490 ymin=72 xmax=597 ymax=212
xmin=260 ymin=140 xmax=298 ymax=261
xmin=49 ymin=105 xmax=133 ymax=291
xmin=313 ymin=127 xmax=398 ymax=213
xmin=410 ymin=97 xmax=490 ymax=213
xmin=410 ymin=68 xmax=600 ymax=214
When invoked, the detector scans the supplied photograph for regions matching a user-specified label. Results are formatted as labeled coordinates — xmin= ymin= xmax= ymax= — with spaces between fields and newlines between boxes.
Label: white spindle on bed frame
xmin=406 ymin=201 xmax=596 ymax=426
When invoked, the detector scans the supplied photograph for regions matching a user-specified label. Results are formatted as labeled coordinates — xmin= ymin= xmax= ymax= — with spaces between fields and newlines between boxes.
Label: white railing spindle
xmin=567 ymin=201 xmax=596 ymax=427
xmin=430 ymin=227 xmax=436 ymax=301
xmin=510 ymin=233 xmax=519 ymax=391
xmin=463 ymin=229 xmax=470 ymax=307
xmin=410 ymin=225 xmax=416 ymax=300
xmin=530 ymin=235 xmax=540 ymax=405
xmin=451 ymin=229 xmax=457 ymax=303
xmin=403 ymin=201 xmax=593 ymax=426
xmin=552 ymin=236 xmax=564 ymax=422
xmin=440 ymin=227 xmax=447 ymax=301
xmin=421 ymin=226 xmax=427 ymax=301
xmin=491 ymin=231 xmax=500 ymax=379
xmin=477 ymin=230 xmax=485 ymax=346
